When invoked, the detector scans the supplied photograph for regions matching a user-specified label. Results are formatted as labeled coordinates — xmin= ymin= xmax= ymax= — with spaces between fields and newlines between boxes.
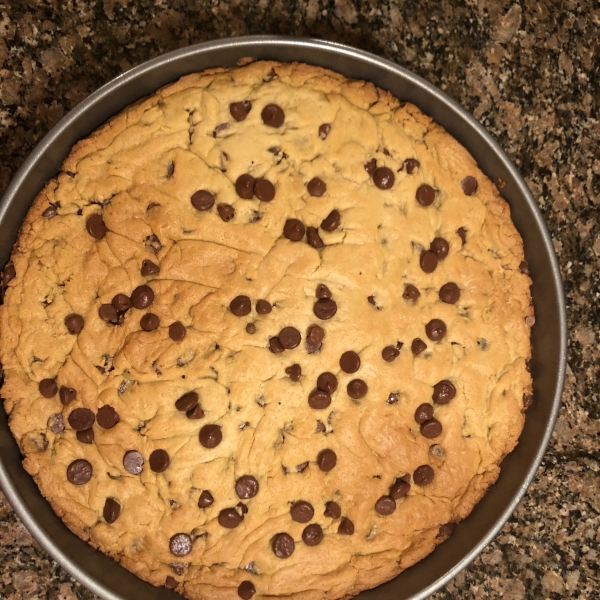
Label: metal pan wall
xmin=0 ymin=36 xmax=567 ymax=600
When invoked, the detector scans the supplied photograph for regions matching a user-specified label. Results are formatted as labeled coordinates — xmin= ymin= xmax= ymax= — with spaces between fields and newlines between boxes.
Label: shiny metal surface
xmin=0 ymin=36 xmax=566 ymax=600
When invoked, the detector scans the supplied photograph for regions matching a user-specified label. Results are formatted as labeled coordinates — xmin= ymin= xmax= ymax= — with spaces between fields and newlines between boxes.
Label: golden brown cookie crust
xmin=0 ymin=60 xmax=532 ymax=600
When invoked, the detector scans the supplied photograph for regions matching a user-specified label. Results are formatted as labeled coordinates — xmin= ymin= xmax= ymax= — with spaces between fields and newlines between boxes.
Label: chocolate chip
xmin=373 ymin=167 xmax=395 ymax=189
xmin=76 ymin=428 xmax=94 ymax=444
xmin=218 ymin=507 xmax=242 ymax=528
xmin=47 ymin=413 xmax=64 ymax=434
xmin=213 ymin=122 xmax=230 ymax=137
xmin=413 ymin=465 xmax=434 ymax=486
xmin=296 ymin=461 xmax=309 ymax=473
xmin=404 ymin=158 xmax=420 ymax=174
xmin=140 ymin=313 xmax=160 ymax=331
xmin=170 ymin=533 xmax=192 ymax=557
xmin=148 ymin=449 xmax=169 ymax=473
xmin=285 ymin=364 xmax=301 ymax=381
xmin=461 ymin=176 xmax=478 ymax=195
xmin=389 ymin=478 xmax=411 ymax=499
xmin=103 ymin=498 xmax=121 ymax=523
xmin=67 ymin=459 xmax=93 ymax=485
xmin=387 ymin=391 xmax=399 ymax=404
xmin=367 ymin=295 xmax=376 ymax=306
xmin=414 ymin=403 xmax=434 ymax=424
xmin=347 ymin=379 xmax=368 ymax=399
xmin=269 ymin=337 xmax=285 ymax=353
xmin=375 ymin=495 xmax=396 ymax=515
xmin=238 ymin=581 xmax=256 ymax=600
xmin=191 ymin=190 xmax=215 ymax=211
xmin=112 ymin=294 xmax=130 ymax=312
xmin=308 ymin=389 xmax=331 ymax=409
xmin=438 ymin=523 xmax=454 ymax=538
xmin=382 ymin=346 xmax=400 ymax=362
xmin=186 ymin=404 xmax=205 ymax=419
xmin=166 ymin=162 xmax=175 ymax=178
xmin=271 ymin=532 xmax=294 ymax=558
xmin=230 ymin=101 xmax=252 ymax=121
xmin=230 ymin=295 xmax=251 ymax=316
xmin=123 ymin=450 xmax=144 ymax=475
xmin=144 ymin=234 xmax=162 ymax=254
xmin=256 ymin=299 xmax=272 ymax=314
xmin=338 ymin=517 xmax=354 ymax=535
xmin=523 ymin=394 xmax=533 ymax=409
xmin=261 ymin=104 xmax=285 ymax=127
xmin=316 ymin=420 xmax=326 ymax=433
xmin=283 ymin=219 xmax=305 ymax=241
xmin=307 ymin=227 xmax=325 ymax=249
xmin=279 ymin=327 xmax=301 ymax=349
xmin=425 ymin=319 xmax=446 ymax=341
xmin=245 ymin=323 xmax=256 ymax=335
xmin=403 ymin=284 xmax=420 ymax=301
xmin=306 ymin=325 xmax=324 ymax=353
xmin=290 ymin=500 xmax=314 ymax=523
xmin=165 ymin=576 xmax=178 ymax=589
xmin=307 ymin=177 xmax=326 ymax=197
xmin=430 ymin=237 xmax=449 ymax=260
xmin=59 ymin=386 xmax=76 ymax=405
xmin=519 ymin=260 xmax=530 ymax=275
xmin=86 ymin=214 xmax=107 ymax=239
xmin=169 ymin=321 xmax=186 ymax=341
xmin=313 ymin=298 xmax=337 ymax=320
xmin=457 ymin=227 xmax=467 ymax=245
xmin=140 ymin=260 xmax=160 ymax=278
xmin=439 ymin=282 xmax=460 ymax=304
xmin=324 ymin=501 xmax=341 ymax=519
xmin=318 ymin=123 xmax=331 ymax=139
xmin=302 ymin=523 xmax=323 ymax=547
xmin=64 ymin=314 xmax=84 ymax=335
xmin=176 ymin=391 xmax=199 ymax=412
xmin=68 ymin=408 xmax=95 ymax=431
xmin=254 ymin=178 xmax=275 ymax=201
xmin=42 ymin=203 xmax=58 ymax=217
xmin=411 ymin=338 xmax=427 ymax=355
xmin=236 ymin=475 xmax=259 ymax=499
xmin=420 ymin=251 xmax=438 ymax=273
xmin=416 ymin=184 xmax=435 ymax=206
xmin=433 ymin=380 xmax=456 ymax=404
xmin=131 ymin=285 xmax=154 ymax=309
xmin=199 ymin=424 xmax=222 ymax=448
xmin=217 ymin=203 xmax=235 ymax=222
xmin=321 ymin=209 xmax=340 ymax=232
xmin=235 ymin=174 xmax=256 ymax=199
xmin=99 ymin=304 xmax=117 ymax=322
xmin=316 ymin=284 xmax=332 ymax=299
xmin=95 ymin=405 xmax=119 ymax=430
xmin=364 ymin=158 xmax=377 ymax=174
xmin=421 ymin=419 xmax=443 ymax=438
xmin=317 ymin=372 xmax=337 ymax=394
xmin=317 ymin=448 xmax=337 ymax=472
xmin=339 ymin=351 xmax=360 ymax=373
xmin=39 ymin=378 xmax=58 ymax=398
xmin=198 ymin=490 xmax=214 ymax=508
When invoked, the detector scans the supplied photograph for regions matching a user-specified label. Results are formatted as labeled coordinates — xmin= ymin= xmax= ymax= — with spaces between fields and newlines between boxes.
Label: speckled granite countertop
xmin=0 ymin=1 xmax=598 ymax=599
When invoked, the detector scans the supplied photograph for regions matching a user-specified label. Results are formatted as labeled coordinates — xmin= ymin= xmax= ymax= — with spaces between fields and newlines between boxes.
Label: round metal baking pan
xmin=0 ymin=36 xmax=566 ymax=600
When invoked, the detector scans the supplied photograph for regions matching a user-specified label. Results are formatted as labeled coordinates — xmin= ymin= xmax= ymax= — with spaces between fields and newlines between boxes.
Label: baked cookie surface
xmin=0 ymin=60 xmax=532 ymax=600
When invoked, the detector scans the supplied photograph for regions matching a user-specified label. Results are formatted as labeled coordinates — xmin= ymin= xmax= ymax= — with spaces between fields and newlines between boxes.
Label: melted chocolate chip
xmin=425 ymin=319 xmax=447 ymax=341
xmin=198 ymin=490 xmax=214 ymax=508
xmin=230 ymin=101 xmax=252 ymax=121
xmin=457 ymin=227 xmax=467 ymax=244
xmin=421 ymin=419 xmax=443 ymax=439
xmin=144 ymin=234 xmax=162 ymax=254
xmin=306 ymin=325 xmax=324 ymax=354
xmin=308 ymin=389 xmax=331 ymax=410
xmin=64 ymin=314 xmax=84 ymax=335
xmin=317 ymin=372 xmax=337 ymax=394
xmin=439 ymin=282 xmax=460 ymax=304
xmin=131 ymin=285 xmax=154 ymax=309
xmin=67 ymin=459 xmax=93 ymax=485
xmin=389 ymin=479 xmax=411 ymax=499
xmin=76 ymin=428 xmax=94 ymax=444
xmin=316 ymin=284 xmax=332 ymax=299
xmin=279 ymin=327 xmax=301 ymax=349
xmin=404 ymin=158 xmax=420 ymax=174
xmin=261 ymin=104 xmax=285 ymax=128
xmin=302 ymin=523 xmax=323 ymax=546
xmin=338 ymin=517 xmax=354 ymax=535
xmin=254 ymin=178 xmax=275 ymax=202
xmin=217 ymin=203 xmax=235 ymax=222
xmin=39 ymin=378 xmax=58 ymax=398
xmin=519 ymin=260 xmax=530 ymax=275
xmin=307 ymin=227 xmax=325 ymax=249
xmin=256 ymin=299 xmax=272 ymax=314
xmin=166 ymin=162 xmax=174 ymax=178
xmin=364 ymin=158 xmax=377 ymax=174
xmin=413 ymin=465 xmax=435 ymax=486
xmin=59 ymin=386 xmax=77 ymax=405
xmin=238 ymin=581 xmax=256 ymax=600
xmin=169 ymin=533 xmax=192 ymax=557
xmin=411 ymin=338 xmax=427 ymax=355
xmin=433 ymin=380 xmax=456 ymax=404
xmin=150 ymin=449 xmax=170 ymax=472
xmin=382 ymin=345 xmax=400 ymax=362
xmin=375 ymin=495 xmax=396 ymax=515
xmin=236 ymin=475 xmax=259 ymax=499
xmin=296 ymin=461 xmax=309 ymax=472
xmin=199 ymin=424 xmax=222 ymax=448
xmin=86 ymin=214 xmax=107 ymax=239
xmin=235 ymin=174 xmax=256 ymax=199
xmin=461 ymin=176 xmax=478 ymax=195
xmin=230 ymin=295 xmax=251 ymax=317
xmin=176 ymin=391 xmax=199 ymax=412
xmin=169 ymin=321 xmax=186 ymax=341
xmin=112 ymin=294 xmax=131 ymax=312
xmin=373 ymin=167 xmax=395 ymax=189
xmin=271 ymin=532 xmax=295 ymax=558
xmin=101 ymin=407 xmax=124 ymax=433
xmin=414 ymin=403 xmax=434 ymax=424
xmin=291 ymin=500 xmax=314 ymax=523
xmin=347 ymin=379 xmax=368 ymax=399
xmin=141 ymin=259 xmax=160 ymax=276
xmin=285 ymin=364 xmax=302 ymax=381
xmin=283 ymin=219 xmax=305 ymax=241
xmin=219 ymin=508 xmax=242 ymax=528
xmin=123 ymin=450 xmax=144 ymax=475
xmin=99 ymin=303 xmax=117 ymax=322
xmin=47 ymin=413 xmax=64 ymax=434
xmin=523 ymin=394 xmax=533 ymax=409
xmin=420 ymin=251 xmax=438 ymax=273
xmin=317 ymin=448 xmax=337 ymax=472
xmin=313 ymin=298 xmax=337 ymax=320
xmin=103 ymin=498 xmax=121 ymax=524
xmin=307 ymin=177 xmax=326 ymax=197
xmin=416 ymin=184 xmax=436 ymax=206
xmin=319 ymin=123 xmax=331 ymax=139
xmin=339 ymin=351 xmax=360 ymax=373
xmin=324 ymin=501 xmax=341 ymax=519
xmin=269 ymin=337 xmax=285 ymax=353
xmin=68 ymin=408 xmax=95 ymax=431
xmin=403 ymin=284 xmax=420 ymax=301
xmin=430 ymin=237 xmax=449 ymax=260
xmin=140 ymin=313 xmax=160 ymax=331
xmin=321 ymin=209 xmax=340 ymax=232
